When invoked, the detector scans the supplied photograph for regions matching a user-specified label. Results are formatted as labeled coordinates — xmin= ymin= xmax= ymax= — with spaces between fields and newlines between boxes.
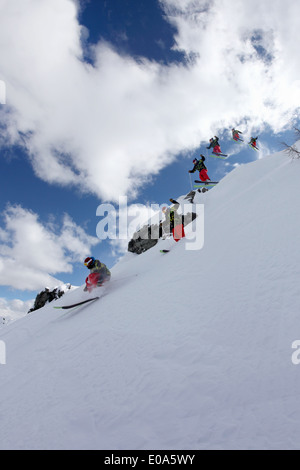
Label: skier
xmin=84 ymin=257 xmax=111 ymax=292
xmin=207 ymin=136 xmax=219 ymax=150
xmin=232 ymin=128 xmax=243 ymax=141
xmin=162 ymin=200 xmax=185 ymax=242
xmin=249 ymin=136 xmax=258 ymax=148
xmin=189 ymin=155 xmax=211 ymax=182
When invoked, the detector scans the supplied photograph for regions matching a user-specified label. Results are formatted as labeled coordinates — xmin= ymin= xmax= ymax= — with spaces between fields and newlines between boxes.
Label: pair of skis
xmin=249 ymin=143 xmax=259 ymax=151
xmin=194 ymin=180 xmax=218 ymax=192
xmin=209 ymin=152 xmax=228 ymax=159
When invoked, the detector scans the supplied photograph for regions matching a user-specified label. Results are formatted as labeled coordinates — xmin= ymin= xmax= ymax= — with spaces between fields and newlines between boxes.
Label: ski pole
xmin=188 ymin=172 xmax=193 ymax=190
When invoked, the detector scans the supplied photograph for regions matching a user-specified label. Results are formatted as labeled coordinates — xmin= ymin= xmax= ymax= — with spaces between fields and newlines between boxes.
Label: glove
xmin=188 ymin=170 xmax=192 ymax=173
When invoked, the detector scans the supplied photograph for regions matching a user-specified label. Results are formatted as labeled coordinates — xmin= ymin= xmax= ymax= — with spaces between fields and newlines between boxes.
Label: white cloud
xmin=0 ymin=297 xmax=33 ymax=325
xmin=0 ymin=0 xmax=299 ymax=201
xmin=0 ymin=205 xmax=99 ymax=290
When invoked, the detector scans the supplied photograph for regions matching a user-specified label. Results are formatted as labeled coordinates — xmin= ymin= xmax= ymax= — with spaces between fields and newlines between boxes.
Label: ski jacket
xmin=190 ymin=159 xmax=207 ymax=173
xmin=232 ymin=129 xmax=241 ymax=138
xmin=207 ymin=137 xmax=219 ymax=149
xmin=89 ymin=260 xmax=111 ymax=281
xmin=170 ymin=208 xmax=182 ymax=227
xmin=164 ymin=203 xmax=182 ymax=231
xmin=249 ymin=137 xmax=258 ymax=147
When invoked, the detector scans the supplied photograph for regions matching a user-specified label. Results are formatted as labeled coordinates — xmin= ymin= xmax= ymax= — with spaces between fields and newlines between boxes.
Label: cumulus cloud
xmin=0 ymin=297 xmax=33 ymax=325
xmin=0 ymin=205 xmax=99 ymax=290
xmin=0 ymin=0 xmax=299 ymax=201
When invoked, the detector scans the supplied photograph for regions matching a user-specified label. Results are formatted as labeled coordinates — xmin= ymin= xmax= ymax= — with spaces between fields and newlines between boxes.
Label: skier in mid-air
xmin=189 ymin=155 xmax=211 ymax=182
xmin=249 ymin=136 xmax=258 ymax=148
xmin=232 ymin=128 xmax=243 ymax=141
xmin=84 ymin=257 xmax=111 ymax=292
xmin=207 ymin=136 xmax=225 ymax=155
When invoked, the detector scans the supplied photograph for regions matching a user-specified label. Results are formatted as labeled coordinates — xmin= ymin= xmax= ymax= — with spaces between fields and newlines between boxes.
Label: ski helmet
xmin=193 ymin=158 xmax=198 ymax=164
xmin=84 ymin=256 xmax=95 ymax=268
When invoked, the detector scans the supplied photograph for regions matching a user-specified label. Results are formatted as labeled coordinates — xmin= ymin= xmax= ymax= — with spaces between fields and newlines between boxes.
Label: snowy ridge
xmin=0 ymin=149 xmax=300 ymax=449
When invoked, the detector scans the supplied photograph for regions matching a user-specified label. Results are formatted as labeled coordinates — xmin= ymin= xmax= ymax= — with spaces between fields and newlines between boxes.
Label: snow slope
xmin=0 ymin=149 xmax=300 ymax=450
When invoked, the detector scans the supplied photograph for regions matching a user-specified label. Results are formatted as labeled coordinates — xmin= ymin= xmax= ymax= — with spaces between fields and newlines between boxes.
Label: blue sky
xmin=0 ymin=0 xmax=299 ymax=310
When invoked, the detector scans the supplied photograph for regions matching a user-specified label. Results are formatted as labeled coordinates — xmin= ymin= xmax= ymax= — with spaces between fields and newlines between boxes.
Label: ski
xmin=232 ymin=138 xmax=244 ymax=142
xmin=249 ymin=143 xmax=259 ymax=151
xmin=209 ymin=153 xmax=228 ymax=159
xmin=194 ymin=183 xmax=217 ymax=187
xmin=53 ymin=297 xmax=100 ymax=310
xmin=194 ymin=180 xmax=218 ymax=184
xmin=160 ymin=250 xmax=170 ymax=253
xmin=194 ymin=185 xmax=217 ymax=189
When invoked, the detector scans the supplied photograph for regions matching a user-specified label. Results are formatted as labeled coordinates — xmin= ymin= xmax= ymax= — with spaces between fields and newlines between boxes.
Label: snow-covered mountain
xmin=0 ymin=147 xmax=300 ymax=450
